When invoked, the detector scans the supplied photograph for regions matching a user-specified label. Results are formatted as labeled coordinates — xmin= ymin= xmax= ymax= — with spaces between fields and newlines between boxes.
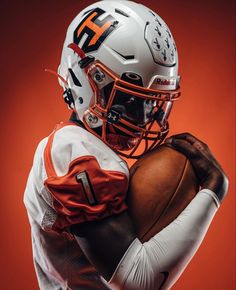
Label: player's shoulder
xmin=52 ymin=122 xmax=91 ymax=158
xmin=44 ymin=122 xmax=129 ymax=178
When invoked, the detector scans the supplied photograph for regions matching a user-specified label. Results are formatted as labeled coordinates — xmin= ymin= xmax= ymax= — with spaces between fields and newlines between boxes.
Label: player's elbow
xmin=109 ymin=239 xmax=172 ymax=290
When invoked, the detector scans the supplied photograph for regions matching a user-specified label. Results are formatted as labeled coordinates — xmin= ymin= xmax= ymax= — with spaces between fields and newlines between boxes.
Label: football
xmin=127 ymin=144 xmax=199 ymax=242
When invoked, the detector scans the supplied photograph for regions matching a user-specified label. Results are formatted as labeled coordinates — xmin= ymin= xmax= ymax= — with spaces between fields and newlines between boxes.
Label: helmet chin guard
xmin=58 ymin=0 xmax=181 ymax=159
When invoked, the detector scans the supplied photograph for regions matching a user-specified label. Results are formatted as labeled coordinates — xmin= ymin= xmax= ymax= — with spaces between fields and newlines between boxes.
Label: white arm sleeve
xmin=109 ymin=189 xmax=220 ymax=290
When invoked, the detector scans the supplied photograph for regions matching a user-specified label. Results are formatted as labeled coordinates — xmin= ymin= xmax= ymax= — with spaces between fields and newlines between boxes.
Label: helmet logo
xmin=107 ymin=110 xmax=121 ymax=124
xmin=74 ymin=8 xmax=118 ymax=53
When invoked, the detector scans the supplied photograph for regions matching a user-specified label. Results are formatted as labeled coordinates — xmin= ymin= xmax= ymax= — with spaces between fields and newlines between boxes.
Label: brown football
xmin=127 ymin=144 xmax=199 ymax=242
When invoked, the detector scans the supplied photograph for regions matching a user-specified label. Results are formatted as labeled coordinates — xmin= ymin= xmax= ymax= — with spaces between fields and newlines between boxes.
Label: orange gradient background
xmin=0 ymin=0 xmax=235 ymax=289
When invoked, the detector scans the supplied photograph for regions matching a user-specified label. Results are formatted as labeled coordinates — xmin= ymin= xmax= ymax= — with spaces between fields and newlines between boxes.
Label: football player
xmin=24 ymin=1 xmax=228 ymax=289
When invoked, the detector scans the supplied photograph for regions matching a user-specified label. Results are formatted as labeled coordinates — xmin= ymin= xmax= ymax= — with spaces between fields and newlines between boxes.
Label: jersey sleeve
xmin=43 ymin=123 xmax=128 ymax=232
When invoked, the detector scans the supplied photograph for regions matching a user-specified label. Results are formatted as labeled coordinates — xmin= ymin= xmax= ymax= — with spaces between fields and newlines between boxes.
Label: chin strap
xmin=68 ymin=43 xmax=95 ymax=72
xmin=45 ymin=68 xmax=76 ymax=110
xmin=45 ymin=68 xmax=68 ymax=87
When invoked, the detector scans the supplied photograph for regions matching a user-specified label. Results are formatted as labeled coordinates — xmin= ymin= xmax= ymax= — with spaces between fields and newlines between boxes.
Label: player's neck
xmin=69 ymin=111 xmax=84 ymax=128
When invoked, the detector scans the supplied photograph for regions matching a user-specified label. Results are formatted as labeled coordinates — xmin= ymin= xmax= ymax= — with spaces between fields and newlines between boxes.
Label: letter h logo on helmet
xmin=74 ymin=8 xmax=118 ymax=53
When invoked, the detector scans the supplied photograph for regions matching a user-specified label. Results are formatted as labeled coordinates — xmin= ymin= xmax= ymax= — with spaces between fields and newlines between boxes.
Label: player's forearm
xmin=109 ymin=189 xmax=220 ymax=290
xmin=148 ymin=189 xmax=220 ymax=289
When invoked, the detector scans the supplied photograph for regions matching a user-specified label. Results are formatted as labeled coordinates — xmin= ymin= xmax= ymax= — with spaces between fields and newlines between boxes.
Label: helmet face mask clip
xmin=63 ymin=88 xmax=75 ymax=109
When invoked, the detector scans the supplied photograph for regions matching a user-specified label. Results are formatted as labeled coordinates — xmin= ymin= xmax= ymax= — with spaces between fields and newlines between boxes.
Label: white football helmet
xmin=58 ymin=0 xmax=180 ymax=158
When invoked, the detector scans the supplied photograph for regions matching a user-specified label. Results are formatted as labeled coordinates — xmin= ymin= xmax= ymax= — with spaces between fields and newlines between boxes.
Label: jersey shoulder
xmin=42 ymin=122 xmax=129 ymax=232
xmin=48 ymin=123 xmax=129 ymax=178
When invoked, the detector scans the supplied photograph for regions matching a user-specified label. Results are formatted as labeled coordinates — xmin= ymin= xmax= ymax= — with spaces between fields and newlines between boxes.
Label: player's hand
xmin=165 ymin=132 xmax=228 ymax=202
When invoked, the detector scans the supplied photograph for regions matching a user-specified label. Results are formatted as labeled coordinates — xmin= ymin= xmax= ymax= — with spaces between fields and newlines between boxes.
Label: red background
xmin=0 ymin=0 xmax=235 ymax=289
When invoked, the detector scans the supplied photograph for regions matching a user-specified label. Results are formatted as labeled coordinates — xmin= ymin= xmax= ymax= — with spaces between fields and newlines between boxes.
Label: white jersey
xmin=24 ymin=121 xmax=129 ymax=290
